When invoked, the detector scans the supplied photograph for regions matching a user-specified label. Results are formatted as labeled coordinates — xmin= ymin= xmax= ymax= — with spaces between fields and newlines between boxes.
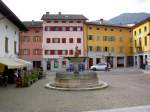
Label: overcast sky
xmin=2 ymin=0 xmax=150 ymax=21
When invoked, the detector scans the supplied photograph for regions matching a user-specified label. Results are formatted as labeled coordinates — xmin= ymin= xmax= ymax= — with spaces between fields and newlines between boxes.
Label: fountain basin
xmin=45 ymin=71 xmax=108 ymax=91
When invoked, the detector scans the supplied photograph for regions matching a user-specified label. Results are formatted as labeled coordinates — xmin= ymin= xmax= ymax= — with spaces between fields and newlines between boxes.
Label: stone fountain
xmin=45 ymin=46 xmax=108 ymax=90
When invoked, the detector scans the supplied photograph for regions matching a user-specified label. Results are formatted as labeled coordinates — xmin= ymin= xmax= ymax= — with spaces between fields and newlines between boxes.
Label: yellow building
xmin=132 ymin=17 xmax=150 ymax=68
xmin=84 ymin=22 xmax=133 ymax=68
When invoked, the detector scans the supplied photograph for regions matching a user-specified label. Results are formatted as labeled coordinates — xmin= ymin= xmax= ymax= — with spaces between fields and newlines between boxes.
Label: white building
xmin=0 ymin=0 xmax=27 ymax=70
xmin=41 ymin=12 xmax=87 ymax=71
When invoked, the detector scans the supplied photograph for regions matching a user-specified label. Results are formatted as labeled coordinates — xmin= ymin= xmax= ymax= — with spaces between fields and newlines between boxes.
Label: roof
xmin=41 ymin=13 xmax=88 ymax=20
xmin=0 ymin=0 xmax=27 ymax=31
xmin=23 ymin=21 xmax=42 ymax=27
xmin=85 ymin=22 xmax=131 ymax=29
xmin=132 ymin=17 xmax=150 ymax=29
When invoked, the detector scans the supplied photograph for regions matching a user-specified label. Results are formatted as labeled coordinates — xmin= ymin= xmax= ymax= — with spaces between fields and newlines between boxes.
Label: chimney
xmin=31 ymin=20 xmax=34 ymax=25
xmin=99 ymin=18 xmax=104 ymax=24
xmin=46 ymin=12 xmax=50 ymax=15
xmin=58 ymin=12 xmax=61 ymax=15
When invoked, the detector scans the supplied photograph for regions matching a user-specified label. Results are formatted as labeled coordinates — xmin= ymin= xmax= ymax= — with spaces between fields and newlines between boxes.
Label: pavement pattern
xmin=0 ymin=68 xmax=150 ymax=112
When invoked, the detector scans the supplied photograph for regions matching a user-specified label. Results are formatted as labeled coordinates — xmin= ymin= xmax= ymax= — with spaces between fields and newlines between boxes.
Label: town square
xmin=0 ymin=0 xmax=150 ymax=111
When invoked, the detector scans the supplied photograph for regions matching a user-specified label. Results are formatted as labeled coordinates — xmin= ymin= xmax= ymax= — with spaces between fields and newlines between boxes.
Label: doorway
xmin=47 ymin=61 xmax=51 ymax=70
xmin=89 ymin=58 xmax=93 ymax=68
xmin=139 ymin=55 xmax=143 ymax=68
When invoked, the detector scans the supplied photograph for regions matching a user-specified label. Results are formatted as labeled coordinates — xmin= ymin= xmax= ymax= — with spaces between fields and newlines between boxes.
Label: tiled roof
xmin=23 ymin=21 xmax=42 ymax=27
xmin=0 ymin=0 xmax=27 ymax=31
xmin=41 ymin=13 xmax=88 ymax=20
xmin=85 ymin=22 xmax=131 ymax=28
xmin=132 ymin=17 xmax=150 ymax=28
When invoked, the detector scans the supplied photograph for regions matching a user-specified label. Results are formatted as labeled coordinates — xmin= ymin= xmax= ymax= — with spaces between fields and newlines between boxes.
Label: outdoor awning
xmin=14 ymin=58 xmax=32 ymax=67
xmin=0 ymin=57 xmax=24 ymax=69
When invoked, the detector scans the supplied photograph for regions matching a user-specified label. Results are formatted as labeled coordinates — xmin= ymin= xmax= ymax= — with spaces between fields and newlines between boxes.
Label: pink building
xmin=19 ymin=21 xmax=43 ymax=68
xmin=41 ymin=12 xmax=87 ymax=71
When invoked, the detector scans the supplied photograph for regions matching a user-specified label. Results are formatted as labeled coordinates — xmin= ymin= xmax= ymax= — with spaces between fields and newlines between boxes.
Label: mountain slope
xmin=108 ymin=13 xmax=150 ymax=25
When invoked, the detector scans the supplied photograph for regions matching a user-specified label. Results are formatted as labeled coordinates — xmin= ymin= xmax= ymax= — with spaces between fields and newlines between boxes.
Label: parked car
xmin=90 ymin=63 xmax=111 ymax=71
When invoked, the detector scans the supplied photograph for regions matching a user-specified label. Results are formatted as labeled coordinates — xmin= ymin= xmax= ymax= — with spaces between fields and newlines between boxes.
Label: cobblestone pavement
xmin=0 ymin=68 xmax=150 ymax=112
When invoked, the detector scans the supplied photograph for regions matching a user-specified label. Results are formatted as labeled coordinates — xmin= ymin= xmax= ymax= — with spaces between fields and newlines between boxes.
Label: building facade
xmin=41 ymin=12 xmax=87 ymax=71
xmin=84 ymin=22 xmax=133 ymax=68
xmin=0 ymin=1 xmax=27 ymax=59
xmin=133 ymin=17 xmax=150 ymax=68
xmin=19 ymin=21 xmax=43 ymax=68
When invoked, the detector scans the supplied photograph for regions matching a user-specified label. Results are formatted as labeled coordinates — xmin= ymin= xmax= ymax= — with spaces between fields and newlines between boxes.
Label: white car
xmin=90 ymin=63 xmax=110 ymax=71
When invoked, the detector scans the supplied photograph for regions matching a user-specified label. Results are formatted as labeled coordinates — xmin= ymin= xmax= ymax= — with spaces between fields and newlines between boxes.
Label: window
xmin=69 ymin=21 xmax=73 ymax=23
xmin=33 ymin=36 xmax=41 ymax=42
xmin=104 ymin=47 xmax=109 ymax=52
xmin=62 ymin=26 xmax=66 ymax=31
xmin=110 ymin=29 xmax=114 ymax=31
xmin=77 ymin=27 xmax=81 ymax=31
xmin=62 ymin=50 xmax=66 ymax=55
xmin=62 ymin=38 xmax=66 ymax=43
xmin=54 ymin=60 xmax=59 ymax=68
xmin=22 ymin=36 xmax=30 ymax=42
xmin=54 ymin=50 xmax=58 ymax=55
xmin=5 ymin=25 xmax=8 ymax=29
xmin=89 ymin=27 xmax=92 ymax=30
xmin=88 ymin=35 xmax=93 ymax=40
xmin=52 ymin=38 xmax=60 ymax=43
xmin=5 ymin=37 xmax=8 ymax=53
xmin=50 ymin=50 xmax=54 ymax=55
xmin=69 ymin=38 xmax=73 ymax=43
xmin=77 ymin=38 xmax=81 ymax=43
xmin=135 ymin=40 xmax=137 ymax=48
xmin=134 ymin=31 xmax=136 ymax=36
xmin=62 ymin=21 xmax=66 ymax=23
xmin=58 ymin=50 xmax=62 ymax=55
xmin=110 ymin=36 xmax=115 ymax=41
xmin=119 ymin=46 xmax=123 ymax=53
xmin=33 ymin=49 xmax=42 ymax=55
xmin=97 ymin=27 xmax=100 ymax=30
xmin=96 ymin=46 xmax=101 ymax=52
xmin=77 ymin=21 xmax=81 ymax=23
xmin=54 ymin=21 xmax=58 ymax=23
xmin=73 ymin=27 xmax=77 ymax=31
xmin=54 ymin=26 xmax=58 ymax=31
xmin=14 ymin=41 xmax=17 ymax=54
xmin=23 ymin=49 xmax=30 ymax=55
xmin=104 ymin=28 xmax=107 ymax=31
xmin=139 ymin=29 xmax=141 ymax=34
xmin=47 ymin=21 xmax=51 ymax=23
xmin=45 ymin=50 xmax=50 ymax=55
xmin=103 ymin=36 xmax=107 ymax=41
xmin=45 ymin=26 xmax=50 ymax=31
xmin=96 ymin=36 xmax=100 ymax=40
xmin=78 ymin=50 xmax=81 ymax=55
xmin=66 ymin=27 xmax=70 ymax=31
xmin=58 ymin=26 xmax=62 ymax=31
xmin=145 ymin=36 xmax=147 ymax=46
xmin=69 ymin=50 xmax=73 ymax=55
xmin=120 ymin=29 xmax=122 ymax=32
xmin=35 ymin=30 xmax=39 ymax=33
xmin=88 ymin=46 xmax=93 ymax=51
xmin=70 ymin=27 xmax=73 ymax=31
xmin=62 ymin=60 xmax=66 ymax=68
xmin=144 ymin=26 xmax=147 ymax=32
xmin=46 ymin=38 xmax=51 ymax=43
